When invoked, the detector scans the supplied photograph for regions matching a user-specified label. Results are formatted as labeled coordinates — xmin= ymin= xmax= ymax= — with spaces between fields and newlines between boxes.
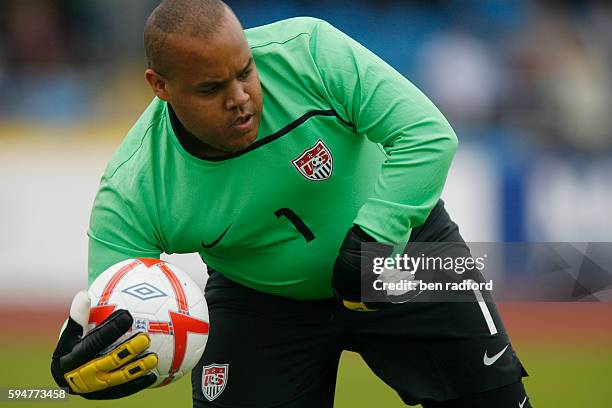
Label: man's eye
xmin=201 ymin=85 xmax=219 ymax=94
xmin=239 ymin=69 xmax=252 ymax=80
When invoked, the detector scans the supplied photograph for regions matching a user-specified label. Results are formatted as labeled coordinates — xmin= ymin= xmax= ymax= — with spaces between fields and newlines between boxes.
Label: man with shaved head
xmin=51 ymin=0 xmax=531 ymax=406
xmin=142 ymin=0 xmax=262 ymax=156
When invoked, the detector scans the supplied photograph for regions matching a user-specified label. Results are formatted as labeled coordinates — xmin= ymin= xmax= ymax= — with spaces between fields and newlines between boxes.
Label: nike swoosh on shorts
xmin=483 ymin=344 xmax=509 ymax=366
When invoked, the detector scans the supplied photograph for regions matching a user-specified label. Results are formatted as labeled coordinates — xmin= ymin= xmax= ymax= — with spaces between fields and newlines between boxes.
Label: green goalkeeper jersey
xmin=88 ymin=17 xmax=457 ymax=299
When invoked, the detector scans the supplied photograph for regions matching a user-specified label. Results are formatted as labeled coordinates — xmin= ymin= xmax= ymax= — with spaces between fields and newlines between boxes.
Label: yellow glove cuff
xmin=342 ymin=300 xmax=378 ymax=312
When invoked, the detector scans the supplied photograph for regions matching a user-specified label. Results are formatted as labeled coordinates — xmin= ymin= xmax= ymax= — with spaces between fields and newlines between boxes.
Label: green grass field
xmin=1 ymin=340 xmax=611 ymax=407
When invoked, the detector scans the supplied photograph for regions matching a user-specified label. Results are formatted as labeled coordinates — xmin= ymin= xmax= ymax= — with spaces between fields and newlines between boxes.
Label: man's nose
xmin=225 ymin=81 xmax=250 ymax=110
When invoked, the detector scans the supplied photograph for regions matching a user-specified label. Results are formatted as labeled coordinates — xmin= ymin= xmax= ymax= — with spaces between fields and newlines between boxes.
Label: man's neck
xmin=167 ymin=103 xmax=230 ymax=159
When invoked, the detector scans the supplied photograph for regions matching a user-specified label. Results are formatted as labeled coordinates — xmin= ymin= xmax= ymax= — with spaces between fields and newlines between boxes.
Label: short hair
xmin=144 ymin=0 xmax=229 ymax=76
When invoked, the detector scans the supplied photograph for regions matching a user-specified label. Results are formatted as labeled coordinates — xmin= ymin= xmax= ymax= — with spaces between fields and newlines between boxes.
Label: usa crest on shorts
xmin=291 ymin=139 xmax=333 ymax=181
xmin=202 ymin=363 xmax=229 ymax=401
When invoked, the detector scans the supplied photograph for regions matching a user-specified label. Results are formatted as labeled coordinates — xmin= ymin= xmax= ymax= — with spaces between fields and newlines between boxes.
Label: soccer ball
xmin=87 ymin=258 xmax=209 ymax=387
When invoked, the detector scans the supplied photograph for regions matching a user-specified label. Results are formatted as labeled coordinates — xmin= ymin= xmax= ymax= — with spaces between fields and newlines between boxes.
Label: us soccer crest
xmin=202 ymin=364 xmax=229 ymax=401
xmin=291 ymin=139 xmax=333 ymax=181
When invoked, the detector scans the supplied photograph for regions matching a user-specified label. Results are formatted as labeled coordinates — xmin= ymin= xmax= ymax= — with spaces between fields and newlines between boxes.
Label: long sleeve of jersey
xmin=310 ymin=20 xmax=458 ymax=245
xmin=87 ymin=175 xmax=161 ymax=285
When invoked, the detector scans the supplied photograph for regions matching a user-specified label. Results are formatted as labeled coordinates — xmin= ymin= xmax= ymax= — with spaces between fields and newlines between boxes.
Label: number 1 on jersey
xmin=274 ymin=208 xmax=315 ymax=242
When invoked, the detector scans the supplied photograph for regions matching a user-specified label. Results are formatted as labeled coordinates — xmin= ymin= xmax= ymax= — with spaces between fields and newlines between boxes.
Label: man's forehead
xmin=194 ymin=57 xmax=253 ymax=86
xmin=164 ymin=35 xmax=251 ymax=82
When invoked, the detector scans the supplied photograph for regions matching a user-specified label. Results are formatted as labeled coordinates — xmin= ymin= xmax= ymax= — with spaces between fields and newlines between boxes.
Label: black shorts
xmin=192 ymin=201 xmax=528 ymax=407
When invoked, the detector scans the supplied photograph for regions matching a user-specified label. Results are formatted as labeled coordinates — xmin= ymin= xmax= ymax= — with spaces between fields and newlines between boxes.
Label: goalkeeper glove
xmin=51 ymin=291 xmax=158 ymax=399
xmin=332 ymin=225 xmax=395 ymax=311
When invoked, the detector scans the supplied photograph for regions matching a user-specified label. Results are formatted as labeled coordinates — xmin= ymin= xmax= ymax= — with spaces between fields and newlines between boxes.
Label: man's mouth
xmin=231 ymin=112 xmax=256 ymax=132
xmin=233 ymin=114 xmax=252 ymax=125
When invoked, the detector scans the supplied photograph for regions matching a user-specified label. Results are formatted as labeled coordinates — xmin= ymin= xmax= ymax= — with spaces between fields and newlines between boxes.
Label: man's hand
xmin=332 ymin=225 xmax=394 ymax=311
xmin=51 ymin=291 xmax=158 ymax=399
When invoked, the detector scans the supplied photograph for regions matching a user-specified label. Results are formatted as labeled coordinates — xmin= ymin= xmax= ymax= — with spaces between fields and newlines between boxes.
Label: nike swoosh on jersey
xmin=519 ymin=396 xmax=528 ymax=408
xmin=201 ymin=224 xmax=232 ymax=249
xmin=483 ymin=344 xmax=509 ymax=366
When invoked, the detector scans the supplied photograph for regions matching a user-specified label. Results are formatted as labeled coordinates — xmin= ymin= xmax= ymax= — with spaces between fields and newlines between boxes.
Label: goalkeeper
xmin=51 ymin=0 xmax=531 ymax=407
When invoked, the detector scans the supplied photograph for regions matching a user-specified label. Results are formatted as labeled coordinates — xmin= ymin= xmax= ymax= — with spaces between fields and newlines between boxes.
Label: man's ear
xmin=145 ymin=69 xmax=170 ymax=101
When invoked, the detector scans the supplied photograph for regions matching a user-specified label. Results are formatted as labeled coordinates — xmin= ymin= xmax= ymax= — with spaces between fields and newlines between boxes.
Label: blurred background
xmin=1 ymin=0 xmax=611 ymax=407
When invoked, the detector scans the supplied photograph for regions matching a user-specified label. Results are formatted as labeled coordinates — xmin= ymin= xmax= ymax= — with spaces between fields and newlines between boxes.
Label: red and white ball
xmin=87 ymin=258 xmax=209 ymax=387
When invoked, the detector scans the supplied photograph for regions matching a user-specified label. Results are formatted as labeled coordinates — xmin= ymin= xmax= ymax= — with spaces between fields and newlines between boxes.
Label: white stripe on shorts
xmin=468 ymin=280 xmax=498 ymax=335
